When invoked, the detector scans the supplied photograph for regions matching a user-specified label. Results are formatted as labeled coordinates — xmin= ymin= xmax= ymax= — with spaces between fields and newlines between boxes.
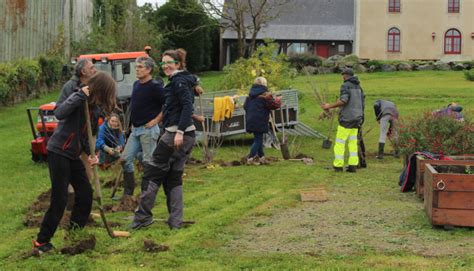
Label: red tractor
xmin=27 ymin=103 xmax=58 ymax=162
xmin=28 ymin=48 xmax=150 ymax=162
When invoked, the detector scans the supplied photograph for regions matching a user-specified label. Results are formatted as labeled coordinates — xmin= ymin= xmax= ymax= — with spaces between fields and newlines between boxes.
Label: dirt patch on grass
xmin=24 ymin=190 xmax=95 ymax=228
xmin=143 ymin=239 xmax=169 ymax=253
xmin=103 ymin=195 xmax=138 ymax=212
xmin=60 ymin=234 xmax=96 ymax=255
xmin=228 ymin=187 xmax=474 ymax=257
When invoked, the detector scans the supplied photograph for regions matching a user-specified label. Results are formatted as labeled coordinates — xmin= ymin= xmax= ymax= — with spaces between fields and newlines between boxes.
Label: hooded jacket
xmin=374 ymin=100 xmax=398 ymax=121
xmin=47 ymin=91 xmax=100 ymax=160
xmin=162 ymin=71 xmax=196 ymax=132
xmin=244 ymin=84 xmax=281 ymax=133
xmin=339 ymin=76 xmax=365 ymax=128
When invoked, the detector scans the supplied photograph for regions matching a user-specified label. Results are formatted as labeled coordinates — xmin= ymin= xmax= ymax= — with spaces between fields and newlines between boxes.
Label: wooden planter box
xmin=415 ymin=155 xmax=474 ymax=199
xmin=424 ymin=163 xmax=474 ymax=227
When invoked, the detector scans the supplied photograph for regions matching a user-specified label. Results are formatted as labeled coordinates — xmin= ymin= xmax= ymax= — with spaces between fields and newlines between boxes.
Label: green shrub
xmin=287 ymin=54 xmax=323 ymax=70
xmin=38 ymin=55 xmax=63 ymax=87
xmin=366 ymin=60 xmax=381 ymax=71
xmin=342 ymin=54 xmax=359 ymax=64
xmin=464 ymin=70 xmax=474 ymax=81
xmin=397 ymin=112 xmax=474 ymax=156
xmin=0 ymin=63 xmax=18 ymax=104
xmin=221 ymin=42 xmax=294 ymax=92
xmin=15 ymin=59 xmax=40 ymax=96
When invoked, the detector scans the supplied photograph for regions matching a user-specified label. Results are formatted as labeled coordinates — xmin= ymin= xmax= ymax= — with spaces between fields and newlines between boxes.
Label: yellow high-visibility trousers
xmin=333 ymin=125 xmax=359 ymax=168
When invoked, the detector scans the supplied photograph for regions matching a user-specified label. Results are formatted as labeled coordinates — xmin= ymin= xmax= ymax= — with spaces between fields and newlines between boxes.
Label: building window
xmin=338 ymin=44 xmax=345 ymax=53
xmin=448 ymin=0 xmax=460 ymax=13
xmin=287 ymin=43 xmax=308 ymax=55
xmin=444 ymin=29 xmax=461 ymax=54
xmin=388 ymin=0 xmax=400 ymax=12
xmin=387 ymin=28 xmax=400 ymax=52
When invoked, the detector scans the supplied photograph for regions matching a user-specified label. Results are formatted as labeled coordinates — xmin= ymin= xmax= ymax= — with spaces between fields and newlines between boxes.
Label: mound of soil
xmin=216 ymin=159 xmax=243 ymax=167
xmin=60 ymin=234 xmax=96 ymax=255
xmin=294 ymin=153 xmax=313 ymax=160
xmin=143 ymin=239 xmax=169 ymax=253
xmin=24 ymin=190 xmax=95 ymax=228
xmin=103 ymin=195 xmax=138 ymax=212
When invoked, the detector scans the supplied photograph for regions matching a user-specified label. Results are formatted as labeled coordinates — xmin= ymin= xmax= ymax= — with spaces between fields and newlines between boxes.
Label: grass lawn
xmin=0 ymin=71 xmax=473 ymax=270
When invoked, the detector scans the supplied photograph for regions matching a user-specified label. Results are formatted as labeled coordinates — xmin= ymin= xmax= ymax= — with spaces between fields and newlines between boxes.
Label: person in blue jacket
xmin=96 ymin=113 xmax=125 ymax=168
xmin=32 ymin=72 xmax=117 ymax=255
xmin=244 ymin=77 xmax=281 ymax=165
xmin=129 ymin=48 xmax=198 ymax=230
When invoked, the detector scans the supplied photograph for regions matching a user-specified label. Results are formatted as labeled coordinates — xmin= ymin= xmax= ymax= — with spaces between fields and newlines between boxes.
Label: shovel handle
xmin=279 ymin=107 xmax=286 ymax=142
xmin=83 ymin=101 xmax=115 ymax=238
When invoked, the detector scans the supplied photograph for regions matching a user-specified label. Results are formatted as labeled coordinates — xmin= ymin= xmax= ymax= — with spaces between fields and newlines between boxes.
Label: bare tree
xmin=200 ymin=0 xmax=290 ymax=58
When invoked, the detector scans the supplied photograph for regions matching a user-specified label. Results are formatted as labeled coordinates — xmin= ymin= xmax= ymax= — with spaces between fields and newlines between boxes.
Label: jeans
xmin=249 ymin=132 xmax=264 ymax=158
xmin=121 ymin=124 xmax=159 ymax=173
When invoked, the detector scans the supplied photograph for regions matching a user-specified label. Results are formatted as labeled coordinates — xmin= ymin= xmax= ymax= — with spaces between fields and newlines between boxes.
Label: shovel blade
xmin=322 ymin=139 xmax=332 ymax=149
xmin=281 ymin=143 xmax=290 ymax=160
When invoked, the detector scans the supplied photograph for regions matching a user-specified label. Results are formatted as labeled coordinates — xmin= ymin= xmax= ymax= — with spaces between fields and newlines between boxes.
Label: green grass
xmin=0 ymin=71 xmax=473 ymax=270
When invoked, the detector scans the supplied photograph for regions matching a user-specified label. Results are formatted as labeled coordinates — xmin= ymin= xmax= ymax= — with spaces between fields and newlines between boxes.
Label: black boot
xmin=123 ymin=171 xmax=135 ymax=196
xmin=347 ymin=165 xmax=357 ymax=173
xmin=376 ymin=143 xmax=385 ymax=159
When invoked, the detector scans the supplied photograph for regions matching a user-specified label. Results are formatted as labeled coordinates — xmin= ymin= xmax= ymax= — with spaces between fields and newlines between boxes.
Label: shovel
xmin=322 ymin=109 xmax=335 ymax=149
xmin=84 ymin=101 xmax=129 ymax=238
xmin=198 ymin=94 xmax=211 ymax=163
xmin=279 ymin=107 xmax=290 ymax=160
xmin=270 ymin=111 xmax=280 ymax=150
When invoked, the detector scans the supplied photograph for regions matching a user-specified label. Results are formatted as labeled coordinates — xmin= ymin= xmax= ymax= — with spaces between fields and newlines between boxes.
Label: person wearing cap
xmin=321 ymin=68 xmax=365 ymax=172
xmin=373 ymin=99 xmax=399 ymax=159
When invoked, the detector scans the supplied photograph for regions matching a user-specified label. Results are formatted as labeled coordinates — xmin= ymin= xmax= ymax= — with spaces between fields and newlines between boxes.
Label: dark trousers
xmin=37 ymin=152 xmax=93 ymax=243
xmin=249 ymin=132 xmax=264 ymax=158
xmin=134 ymin=131 xmax=195 ymax=228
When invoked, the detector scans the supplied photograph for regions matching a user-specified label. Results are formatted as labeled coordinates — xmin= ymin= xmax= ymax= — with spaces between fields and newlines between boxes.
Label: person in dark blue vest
xmin=120 ymin=56 xmax=165 ymax=198
xmin=244 ymin=77 xmax=281 ymax=165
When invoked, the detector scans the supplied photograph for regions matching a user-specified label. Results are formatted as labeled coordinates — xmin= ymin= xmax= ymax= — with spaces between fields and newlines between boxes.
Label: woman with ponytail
xmin=130 ymin=49 xmax=198 ymax=230
xmin=33 ymin=72 xmax=117 ymax=255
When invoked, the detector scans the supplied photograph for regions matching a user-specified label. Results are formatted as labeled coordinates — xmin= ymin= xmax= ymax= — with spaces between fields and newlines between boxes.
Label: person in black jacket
xmin=244 ymin=77 xmax=281 ymax=165
xmin=32 ymin=72 xmax=117 ymax=255
xmin=130 ymin=49 xmax=197 ymax=230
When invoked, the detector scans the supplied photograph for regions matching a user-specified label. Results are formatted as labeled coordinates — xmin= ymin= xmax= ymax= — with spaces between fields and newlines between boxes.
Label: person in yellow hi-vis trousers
xmin=321 ymin=68 xmax=365 ymax=173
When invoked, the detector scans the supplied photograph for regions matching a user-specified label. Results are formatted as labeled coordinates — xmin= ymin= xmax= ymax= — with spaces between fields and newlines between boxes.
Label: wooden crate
xmin=415 ymin=155 xmax=474 ymax=199
xmin=300 ymin=188 xmax=328 ymax=202
xmin=424 ymin=163 xmax=474 ymax=227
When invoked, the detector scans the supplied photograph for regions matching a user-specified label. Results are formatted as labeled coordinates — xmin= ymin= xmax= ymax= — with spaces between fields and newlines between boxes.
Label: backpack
xmin=399 ymin=151 xmax=451 ymax=192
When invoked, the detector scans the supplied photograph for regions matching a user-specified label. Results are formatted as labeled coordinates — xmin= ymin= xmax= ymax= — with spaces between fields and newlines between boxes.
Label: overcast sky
xmin=136 ymin=0 xmax=167 ymax=7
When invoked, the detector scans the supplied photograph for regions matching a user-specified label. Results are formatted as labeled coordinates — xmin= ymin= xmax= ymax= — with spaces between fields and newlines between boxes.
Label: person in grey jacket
xmin=32 ymin=72 xmax=117 ymax=255
xmin=58 ymin=58 xmax=97 ymax=180
xmin=321 ymin=68 xmax=364 ymax=172
xmin=374 ymin=99 xmax=399 ymax=159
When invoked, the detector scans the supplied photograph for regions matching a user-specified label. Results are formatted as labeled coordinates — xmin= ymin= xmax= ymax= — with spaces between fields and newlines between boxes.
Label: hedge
xmin=0 ymin=55 xmax=65 ymax=105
